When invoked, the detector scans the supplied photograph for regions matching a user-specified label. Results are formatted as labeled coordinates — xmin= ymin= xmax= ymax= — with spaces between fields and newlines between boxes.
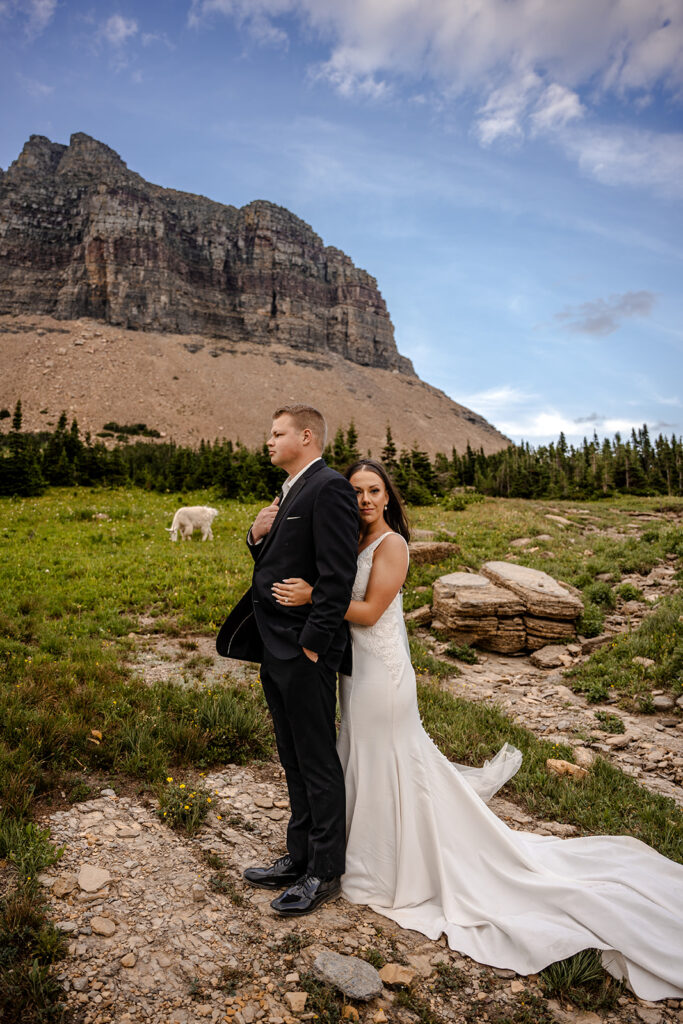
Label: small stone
xmin=313 ymin=950 xmax=382 ymax=1001
xmin=379 ymin=964 xmax=415 ymax=987
xmin=53 ymin=873 xmax=79 ymax=898
xmin=191 ymin=884 xmax=206 ymax=902
xmin=546 ymin=758 xmax=588 ymax=779
xmin=56 ymin=920 xmax=77 ymax=932
xmin=652 ymin=695 xmax=675 ymax=711
xmin=78 ymin=864 xmax=111 ymax=892
xmin=510 ymin=980 xmax=525 ymax=994
xmin=341 ymin=1008 xmax=359 ymax=1022
xmin=120 ymin=953 xmax=136 ymax=968
xmin=90 ymin=916 xmax=116 ymax=936
xmin=530 ymin=646 xmax=568 ymax=670
xmin=253 ymin=795 xmax=274 ymax=809
xmin=632 ymin=656 xmax=655 ymax=668
xmin=284 ymin=992 xmax=308 ymax=1014
xmin=555 ymin=720 xmax=571 ymax=732
xmin=72 ymin=977 xmax=89 ymax=992
xmin=373 ymin=1013 xmax=387 ymax=1024
xmin=636 ymin=1008 xmax=663 ymax=1024
xmin=285 ymin=973 xmax=300 ymax=984
xmin=100 ymin=788 xmax=116 ymax=797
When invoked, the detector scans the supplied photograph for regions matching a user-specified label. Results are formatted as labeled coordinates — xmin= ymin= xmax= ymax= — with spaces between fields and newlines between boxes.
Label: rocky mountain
xmin=0 ymin=133 xmax=411 ymax=373
xmin=0 ymin=133 xmax=509 ymax=455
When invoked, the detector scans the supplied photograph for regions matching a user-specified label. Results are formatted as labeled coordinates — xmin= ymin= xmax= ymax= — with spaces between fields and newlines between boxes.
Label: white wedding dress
xmin=337 ymin=533 xmax=683 ymax=1001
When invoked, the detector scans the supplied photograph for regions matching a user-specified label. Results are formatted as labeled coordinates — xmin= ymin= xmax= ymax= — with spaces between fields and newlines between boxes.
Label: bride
xmin=271 ymin=459 xmax=683 ymax=1001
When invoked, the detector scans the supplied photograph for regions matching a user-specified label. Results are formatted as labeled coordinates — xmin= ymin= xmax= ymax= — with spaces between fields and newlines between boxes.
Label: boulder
xmin=312 ymin=951 xmax=383 ymax=1002
xmin=433 ymin=572 xmax=526 ymax=653
xmin=481 ymin=562 xmax=583 ymax=620
xmin=530 ymin=645 xmax=569 ymax=669
xmin=408 ymin=541 xmax=459 ymax=565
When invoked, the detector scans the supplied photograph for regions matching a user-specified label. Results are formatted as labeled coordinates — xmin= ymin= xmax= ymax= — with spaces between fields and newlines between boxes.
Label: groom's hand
xmin=250 ymin=496 xmax=280 ymax=542
xmin=302 ymin=647 xmax=319 ymax=663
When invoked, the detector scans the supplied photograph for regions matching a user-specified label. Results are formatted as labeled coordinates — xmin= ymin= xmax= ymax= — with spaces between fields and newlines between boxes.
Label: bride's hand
xmin=272 ymin=578 xmax=313 ymax=606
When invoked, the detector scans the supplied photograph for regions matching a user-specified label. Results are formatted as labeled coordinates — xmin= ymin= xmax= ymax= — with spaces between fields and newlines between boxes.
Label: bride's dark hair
xmin=344 ymin=459 xmax=411 ymax=542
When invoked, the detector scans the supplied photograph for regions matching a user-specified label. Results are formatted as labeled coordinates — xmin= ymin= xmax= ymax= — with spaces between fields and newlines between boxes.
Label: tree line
xmin=0 ymin=401 xmax=681 ymax=501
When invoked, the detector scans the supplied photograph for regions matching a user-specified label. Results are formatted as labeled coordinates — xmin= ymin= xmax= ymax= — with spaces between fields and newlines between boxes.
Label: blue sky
xmin=1 ymin=0 xmax=682 ymax=445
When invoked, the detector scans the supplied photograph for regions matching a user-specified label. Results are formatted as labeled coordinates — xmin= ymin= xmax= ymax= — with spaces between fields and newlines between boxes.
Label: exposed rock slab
xmin=481 ymin=562 xmax=583 ymax=620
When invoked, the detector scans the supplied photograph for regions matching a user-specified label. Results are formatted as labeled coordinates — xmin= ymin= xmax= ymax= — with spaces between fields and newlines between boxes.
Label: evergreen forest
xmin=1 ymin=400 xmax=681 ymax=502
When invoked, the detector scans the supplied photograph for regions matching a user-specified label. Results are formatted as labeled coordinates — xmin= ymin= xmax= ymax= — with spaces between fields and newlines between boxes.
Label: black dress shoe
xmin=243 ymin=854 xmax=304 ymax=890
xmin=270 ymin=874 xmax=341 ymax=916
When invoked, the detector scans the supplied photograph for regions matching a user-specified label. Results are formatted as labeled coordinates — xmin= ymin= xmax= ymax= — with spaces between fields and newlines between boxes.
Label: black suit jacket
xmin=216 ymin=460 xmax=359 ymax=673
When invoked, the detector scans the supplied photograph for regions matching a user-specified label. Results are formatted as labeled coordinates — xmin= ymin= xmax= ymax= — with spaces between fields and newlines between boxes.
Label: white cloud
xmin=16 ymin=72 xmax=54 ymax=98
xmin=103 ymin=14 xmax=138 ymax=46
xmin=457 ymin=385 xmax=537 ymax=417
xmin=26 ymin=0 xmax=56 ymax=36
xmin=0 ymin=0 xmax=57 ymax=37
xmin=188 ymin=0 xmax=683 ymax=195
xmin=559 ymin=124 xmax=683 ymax=199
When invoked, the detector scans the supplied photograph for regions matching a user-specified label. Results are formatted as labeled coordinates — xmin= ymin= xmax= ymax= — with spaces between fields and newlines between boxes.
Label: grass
xmin=566 ymin=592 xmax=683 ymax=709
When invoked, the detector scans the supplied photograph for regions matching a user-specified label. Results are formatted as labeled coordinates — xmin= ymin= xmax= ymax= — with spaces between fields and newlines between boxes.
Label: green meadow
xmin=1 ymin=488 xmax=682 ymax=1019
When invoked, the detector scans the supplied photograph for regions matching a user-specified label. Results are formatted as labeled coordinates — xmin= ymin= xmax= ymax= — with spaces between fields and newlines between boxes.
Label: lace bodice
xmin=350 ymin=533 xmax=409 ymax=681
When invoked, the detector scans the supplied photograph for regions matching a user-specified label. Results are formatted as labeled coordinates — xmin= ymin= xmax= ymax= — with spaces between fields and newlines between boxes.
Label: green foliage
xmin=2 ymin=407 xmax=683 ymax=499
xmin=359 ymin=946 xmax=386 ymax=969
xmin=582 ymin=580 xmax=616 ymax=608
xmin=567 ymin=592 xmax=683 ymax=710
xmin=156 ymin=776 xmax=213 ymax=835
xmin=0 ymin=887 xmax=67 ymax=1023
xmin=432 ymin=961 xmax=467 ymax=993
xmin=593 ymin=710 xmax=625 ymax=733
xmin=577 ymin=602 xmax=605 ymax=638
xmin=298 ymin=973 xmax=344 ymax=1024
xmin=617 ymin=582 xmax=644 ymax=601
xmin=0 ymin=818 xmax=63 ymax=885
xmin=445 ymin=642 xmax=478 ymax=664
xmin=540 ymin=949 xmax=623 ymax=1011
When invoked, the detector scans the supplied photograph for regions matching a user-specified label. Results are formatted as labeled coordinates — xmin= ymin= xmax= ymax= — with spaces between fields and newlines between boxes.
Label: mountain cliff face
xmin=0 ymin=133 xmax=412 ymax=374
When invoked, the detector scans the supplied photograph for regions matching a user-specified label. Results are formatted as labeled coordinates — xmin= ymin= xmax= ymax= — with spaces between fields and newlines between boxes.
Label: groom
xmin=216 ymin=404 xmax=359 ymax=915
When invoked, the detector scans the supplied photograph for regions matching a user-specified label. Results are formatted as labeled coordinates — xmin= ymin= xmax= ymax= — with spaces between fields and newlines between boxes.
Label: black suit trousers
xmin=260 ymin=647 xmax=346 ymax=880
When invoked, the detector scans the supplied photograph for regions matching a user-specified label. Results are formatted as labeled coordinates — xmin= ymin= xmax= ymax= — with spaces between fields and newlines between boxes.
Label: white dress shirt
xmin=249 ymin=456 xmax=322 ymax=545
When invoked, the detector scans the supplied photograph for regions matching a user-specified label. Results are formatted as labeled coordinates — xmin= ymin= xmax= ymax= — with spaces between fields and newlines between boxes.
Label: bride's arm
xmin=272 ymin=535 xmax=408 ymax=626
xmin=344 ymin=535 xmax=408 ymax=626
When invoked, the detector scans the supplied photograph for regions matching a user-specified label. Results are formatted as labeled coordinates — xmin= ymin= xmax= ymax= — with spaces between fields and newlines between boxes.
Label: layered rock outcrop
xmin=432 ymin=563 xmax=583 ymax=653
xmin=0 ymin=133 xmax=412 ymax=373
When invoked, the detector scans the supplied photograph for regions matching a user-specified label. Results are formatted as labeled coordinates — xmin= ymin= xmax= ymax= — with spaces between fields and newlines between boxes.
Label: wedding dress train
xmin=337 ymin=533 xmax=683 ymax=1001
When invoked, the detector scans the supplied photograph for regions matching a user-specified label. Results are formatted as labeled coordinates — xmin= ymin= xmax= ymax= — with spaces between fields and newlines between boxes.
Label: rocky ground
xmin=40 ymin=764 xmax=680 ymax=1024
xmin=0 ymin=313 xmax=507 ymax=457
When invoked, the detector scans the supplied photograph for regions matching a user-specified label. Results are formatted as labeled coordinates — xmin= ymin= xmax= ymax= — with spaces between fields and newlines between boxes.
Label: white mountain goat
xmin=166 ymin=506 xmax=219 ymax=542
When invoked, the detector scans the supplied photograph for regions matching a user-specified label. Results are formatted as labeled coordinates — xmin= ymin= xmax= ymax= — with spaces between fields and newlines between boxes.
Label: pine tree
xmin=381 ymin=425 xmax=398 ymax=469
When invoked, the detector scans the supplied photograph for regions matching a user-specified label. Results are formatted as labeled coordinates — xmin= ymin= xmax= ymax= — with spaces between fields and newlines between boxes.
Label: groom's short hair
xmin=273 ymin=404 xmax=327 ymax=448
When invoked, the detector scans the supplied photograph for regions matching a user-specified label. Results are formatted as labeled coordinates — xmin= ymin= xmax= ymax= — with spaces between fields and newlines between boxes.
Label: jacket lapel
xmin=258 ymin=459 xmax=325 ymax=558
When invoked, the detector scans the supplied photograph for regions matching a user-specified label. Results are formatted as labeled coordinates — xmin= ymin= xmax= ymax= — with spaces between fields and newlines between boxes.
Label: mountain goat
xmin=166 ymin=506 xmax=219 ymax=542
